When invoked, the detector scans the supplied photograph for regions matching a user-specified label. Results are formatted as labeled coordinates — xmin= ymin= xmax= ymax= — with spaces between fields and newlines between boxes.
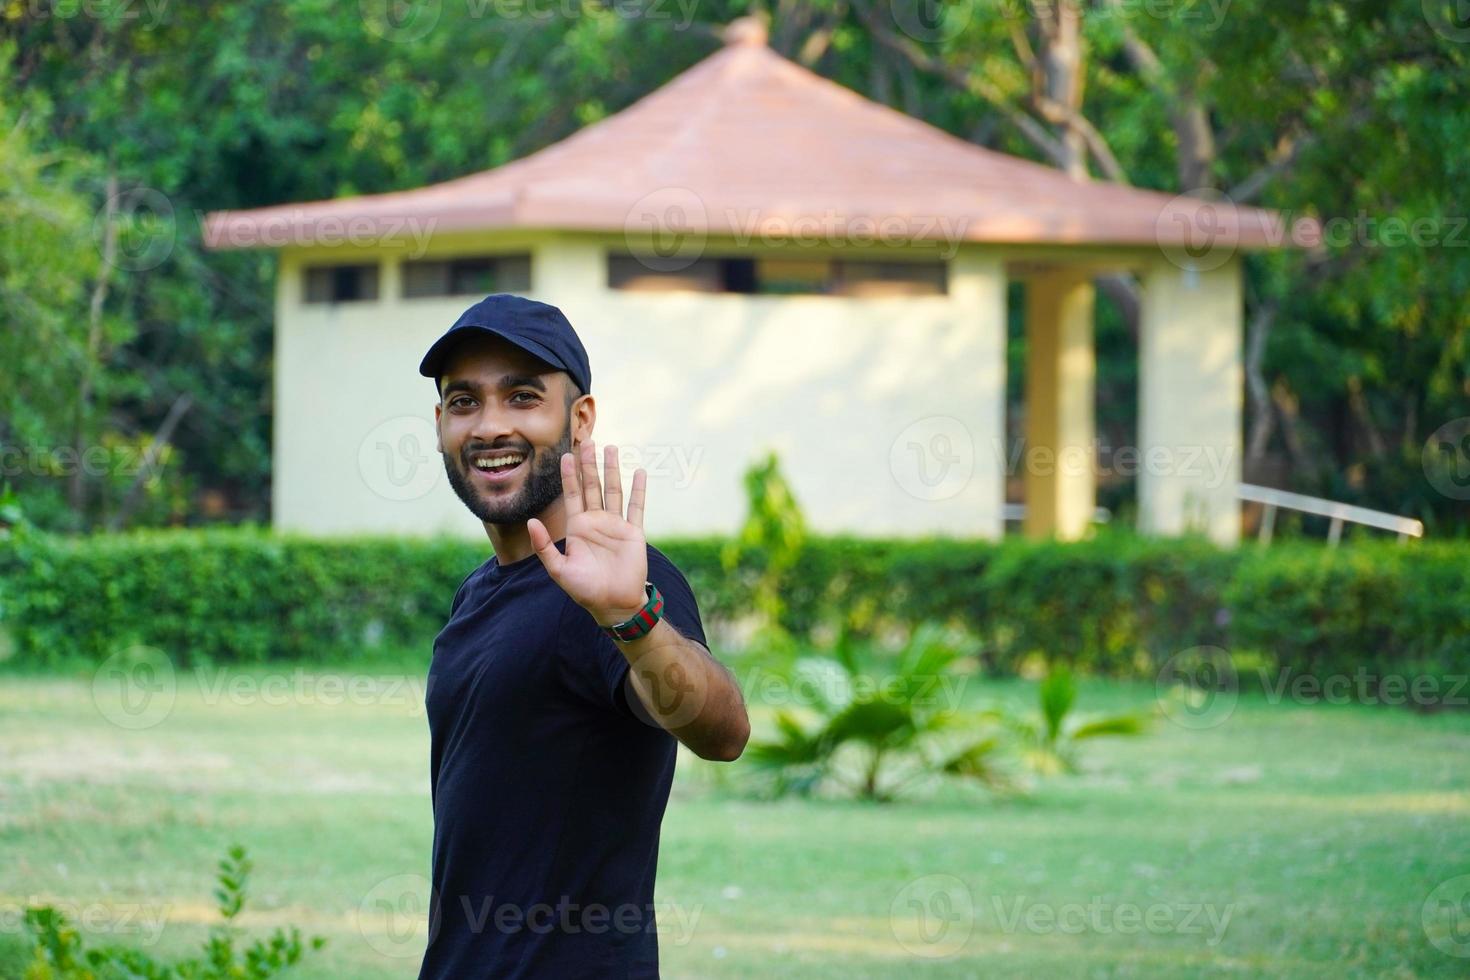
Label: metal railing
xmin=1236 ymin=483 xmax=1424 ymax=545
xmin=1001 ymin=503 xmax=1112 ymax=525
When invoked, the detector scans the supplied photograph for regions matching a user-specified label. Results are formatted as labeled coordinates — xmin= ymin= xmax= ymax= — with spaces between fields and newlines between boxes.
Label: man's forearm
xmin=614 ymin=619 xmax=749 ymax=761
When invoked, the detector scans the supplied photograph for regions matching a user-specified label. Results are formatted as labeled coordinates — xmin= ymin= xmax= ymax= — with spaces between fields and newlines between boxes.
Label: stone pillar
xmin=1023 ymin=269 xmax=1096 ymax=540
xmin=950 ymin=251 xmax=1010 ymax=540
xmin=1137 ymin=258 xmax=1243 ymax=545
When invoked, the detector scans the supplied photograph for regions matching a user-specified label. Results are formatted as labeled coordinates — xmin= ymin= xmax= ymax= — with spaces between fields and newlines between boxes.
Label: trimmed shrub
xmin=1226 ymin=540 xmax=1470 ymax=685
xmin=0 ymin=524 xmax=483 ymax=667
xmin=1 ymin=526 xmax=1465 ymax=699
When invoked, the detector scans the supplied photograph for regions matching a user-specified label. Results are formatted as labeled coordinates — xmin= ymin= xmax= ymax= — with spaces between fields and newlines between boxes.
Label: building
xmin=204 ymin=19 xmax=1299 ymax=545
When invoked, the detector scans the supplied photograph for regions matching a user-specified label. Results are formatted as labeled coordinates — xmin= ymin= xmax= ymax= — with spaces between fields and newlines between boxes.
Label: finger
xmin=527 ymin=517 xmax=566 ymax=580
xmin=626 ymin=468 xmax=648 ymax=529
xmin=603 ymin=445 xmax=624 ymax=518
xmin=580 ymin=439 xmax=604 ymax=511
xmin=560 ymin=452 xmax=584 ymax=516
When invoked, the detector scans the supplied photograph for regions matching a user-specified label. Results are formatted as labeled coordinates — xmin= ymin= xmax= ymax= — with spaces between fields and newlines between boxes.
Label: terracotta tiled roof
xmin=203 ymin=21 xmax=1299 ymax=254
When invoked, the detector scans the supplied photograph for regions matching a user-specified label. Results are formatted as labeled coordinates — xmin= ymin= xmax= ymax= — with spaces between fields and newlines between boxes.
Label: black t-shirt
xmin=418 ymin=540 xmax=706 ymax=980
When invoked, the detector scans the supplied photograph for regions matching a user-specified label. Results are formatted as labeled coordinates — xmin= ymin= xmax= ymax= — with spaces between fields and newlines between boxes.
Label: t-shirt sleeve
xmin=448 ymin=569 xmax=477 ymax=617
xmin=556 ymin=547 xmax=709 ymax=719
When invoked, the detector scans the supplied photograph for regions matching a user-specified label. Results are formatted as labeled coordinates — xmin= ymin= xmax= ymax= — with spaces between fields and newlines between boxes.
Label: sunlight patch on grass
xmin=1251 ymin=791 xmax=1470 ymax=816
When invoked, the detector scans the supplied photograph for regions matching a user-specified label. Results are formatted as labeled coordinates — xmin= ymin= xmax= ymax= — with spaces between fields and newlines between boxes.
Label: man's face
xmin=433 ymin=335 xmax=580 ymax=526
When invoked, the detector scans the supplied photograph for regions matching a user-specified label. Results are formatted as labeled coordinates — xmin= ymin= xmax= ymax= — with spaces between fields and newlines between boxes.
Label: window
xmin=607 ymin=253 xmax=947 ymax=297
xmin=754 ymin=258 xmax=830 ymax=295
xmin=304 ymin=263 xmax=379 ymax=303
xmin=402 ymin=255 xmax=532 ymax=298
xmin=607 ymin=255 xmax=725 ymax=293
xmin=833 ymin=260 xmax=948 ymax=297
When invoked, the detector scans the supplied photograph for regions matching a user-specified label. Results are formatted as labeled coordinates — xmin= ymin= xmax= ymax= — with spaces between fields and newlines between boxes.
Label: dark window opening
xmin=402 ymin=255 xmax=532 ymax=298
xmin=833 ymin=260 xmax=949 ymax=297
xmin=607 ymin=253 xmax=947 ymax=297
xmin=304 ymin=263 xmax=379 ymax=304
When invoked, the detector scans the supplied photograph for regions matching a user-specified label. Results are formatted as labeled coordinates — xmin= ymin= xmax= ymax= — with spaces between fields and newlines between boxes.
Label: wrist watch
xmin=601 ymin=582 xmax=665 ymax=643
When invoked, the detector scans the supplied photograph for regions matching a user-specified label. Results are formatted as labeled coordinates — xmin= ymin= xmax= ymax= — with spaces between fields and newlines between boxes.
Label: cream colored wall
xmin=1138 ymin=258 xmax=1244 ymax=545
xmin=270 ymin=233 xmax=1009 ymax=540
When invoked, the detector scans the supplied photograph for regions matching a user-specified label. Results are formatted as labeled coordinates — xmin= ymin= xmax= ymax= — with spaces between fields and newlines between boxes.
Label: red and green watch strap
xmin=601 ymin=582 xmax=664 ymax=643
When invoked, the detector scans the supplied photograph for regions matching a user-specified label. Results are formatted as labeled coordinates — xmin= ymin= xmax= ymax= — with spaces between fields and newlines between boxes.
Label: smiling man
xmin=415 ymin=294 xmax=749 ymax=979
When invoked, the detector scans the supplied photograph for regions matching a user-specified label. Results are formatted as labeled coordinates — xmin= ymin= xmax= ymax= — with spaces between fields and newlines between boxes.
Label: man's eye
xmin=450 ymin=396 xmax=474 ymax=409
xmin=510 ymin=392 xmax=539 ymax=405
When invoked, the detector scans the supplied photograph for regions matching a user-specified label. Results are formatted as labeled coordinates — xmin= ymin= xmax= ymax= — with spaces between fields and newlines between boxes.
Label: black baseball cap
xmin=418 ymin=294 xmax=592 ymax=396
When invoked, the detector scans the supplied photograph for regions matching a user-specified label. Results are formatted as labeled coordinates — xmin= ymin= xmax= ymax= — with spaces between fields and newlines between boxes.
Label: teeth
xmin=473 ymin=454 xmax=524 ymax=470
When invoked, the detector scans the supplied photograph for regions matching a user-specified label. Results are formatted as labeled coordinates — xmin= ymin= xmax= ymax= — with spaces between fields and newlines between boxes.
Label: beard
xmin=443 ymin=418 xmax=571 ymax=526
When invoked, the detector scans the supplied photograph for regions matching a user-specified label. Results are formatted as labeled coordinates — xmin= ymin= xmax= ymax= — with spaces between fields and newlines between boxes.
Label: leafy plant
xmin=746 ymin=630 xmax=1153 ymax=800
xmin=0 ymin=481 xmax=26 ymax=532
xmin=988 ymin=666 xmax=1149 ymax=776
xmin=23 ymin=844 xmax=325 ymax=979
xmin=745 ymin=625 xmax=1007 ymax=801
xmin=720 ymin=452 xmax=808 ymax=663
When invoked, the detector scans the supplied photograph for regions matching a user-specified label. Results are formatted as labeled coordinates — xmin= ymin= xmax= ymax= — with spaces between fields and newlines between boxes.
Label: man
xmin=416 ymin=294 xmax=749 ymax=979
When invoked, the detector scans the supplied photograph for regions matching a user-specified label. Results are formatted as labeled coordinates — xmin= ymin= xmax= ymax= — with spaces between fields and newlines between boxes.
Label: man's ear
xmin=570 ymin=391 xmax=596 ymax=448
xmin=433 ymin=402 xmax=443 ymax=454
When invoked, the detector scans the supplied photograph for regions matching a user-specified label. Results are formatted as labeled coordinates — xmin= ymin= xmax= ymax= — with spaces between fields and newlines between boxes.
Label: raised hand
xmin=527 ymin=441 xmax=649 ymax=625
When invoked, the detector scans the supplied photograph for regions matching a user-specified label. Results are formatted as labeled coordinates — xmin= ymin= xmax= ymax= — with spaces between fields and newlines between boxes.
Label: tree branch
xmin=1228 ymin=131 xmax=1304 ymax=205
xmin=1245 ymin=299 xmax=1279 ymax=462
xmin=107 ymin=392 xmax=194 ymax=531
xmin=1028 ymin=93 xmax=1130 ymax=182
xmin=851 ymin=0 xmax=1070 ymax=168
xmin=1098 ymin=274 xmax=1141 ymax=345
xmin=1100 ymin=0 xmax=1215 ymax=189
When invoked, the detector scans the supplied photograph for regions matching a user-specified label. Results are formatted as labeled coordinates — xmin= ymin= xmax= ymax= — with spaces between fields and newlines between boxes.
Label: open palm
xmin=527 ymin=441 xmax=649 ymax=623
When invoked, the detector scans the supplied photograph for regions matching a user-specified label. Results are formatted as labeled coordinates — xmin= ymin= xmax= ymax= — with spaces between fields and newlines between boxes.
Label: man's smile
xmin=467 ymin=449 xmax=529 ymax=486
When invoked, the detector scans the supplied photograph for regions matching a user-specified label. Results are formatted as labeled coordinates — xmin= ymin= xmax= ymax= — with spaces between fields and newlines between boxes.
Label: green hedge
xmin=0 ymin=525 xmax=484 ymax=667
xmin=1225 ymin=543 xmax=1470 ymax=679
xmin=1 ymin=526 xmax=1466 ymax=688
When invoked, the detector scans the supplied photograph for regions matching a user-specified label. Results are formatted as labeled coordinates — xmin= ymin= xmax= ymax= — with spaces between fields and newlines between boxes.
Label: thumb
xmin=526 ymin=518 xmax=566 ymax=581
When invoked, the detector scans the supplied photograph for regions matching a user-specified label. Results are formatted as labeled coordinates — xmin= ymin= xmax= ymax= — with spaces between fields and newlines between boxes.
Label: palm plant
xmin=745 ymin=625 xmax=1008 ymax=801
xmin=990 ymin=666 xmax=1149 ymax=775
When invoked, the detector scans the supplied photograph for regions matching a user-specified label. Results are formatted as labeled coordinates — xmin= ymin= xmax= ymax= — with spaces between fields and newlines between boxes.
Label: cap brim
xmin=418 ymin=326 xmax=568 ymax=385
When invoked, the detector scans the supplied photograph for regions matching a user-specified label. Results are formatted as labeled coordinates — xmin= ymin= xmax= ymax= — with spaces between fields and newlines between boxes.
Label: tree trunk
xmin=72 ymin=170 xmax=117 ymax=522
xmin=1245 ymin=301 xmax=1279 ymax=462
xmin=1030 ymin=0 xmax=1089 ymax=179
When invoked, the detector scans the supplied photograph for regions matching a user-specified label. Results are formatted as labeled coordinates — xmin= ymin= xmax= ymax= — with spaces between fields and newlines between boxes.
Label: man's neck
xmin=485 ymin=501 xmax=566 ymax=565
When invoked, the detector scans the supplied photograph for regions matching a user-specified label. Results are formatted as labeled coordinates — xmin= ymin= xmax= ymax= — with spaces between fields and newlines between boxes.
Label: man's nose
xmin=469 ymin=404 xmax=516 ymax=445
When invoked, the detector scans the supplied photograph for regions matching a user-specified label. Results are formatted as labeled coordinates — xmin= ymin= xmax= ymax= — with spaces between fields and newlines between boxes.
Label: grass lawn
xmin=1 ymin=662 xmax=1467 ymax=978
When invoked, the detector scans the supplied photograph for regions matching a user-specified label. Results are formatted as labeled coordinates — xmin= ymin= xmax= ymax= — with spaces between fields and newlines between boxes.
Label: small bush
xmin=23 ymin=844 xmax=325 ymax=979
